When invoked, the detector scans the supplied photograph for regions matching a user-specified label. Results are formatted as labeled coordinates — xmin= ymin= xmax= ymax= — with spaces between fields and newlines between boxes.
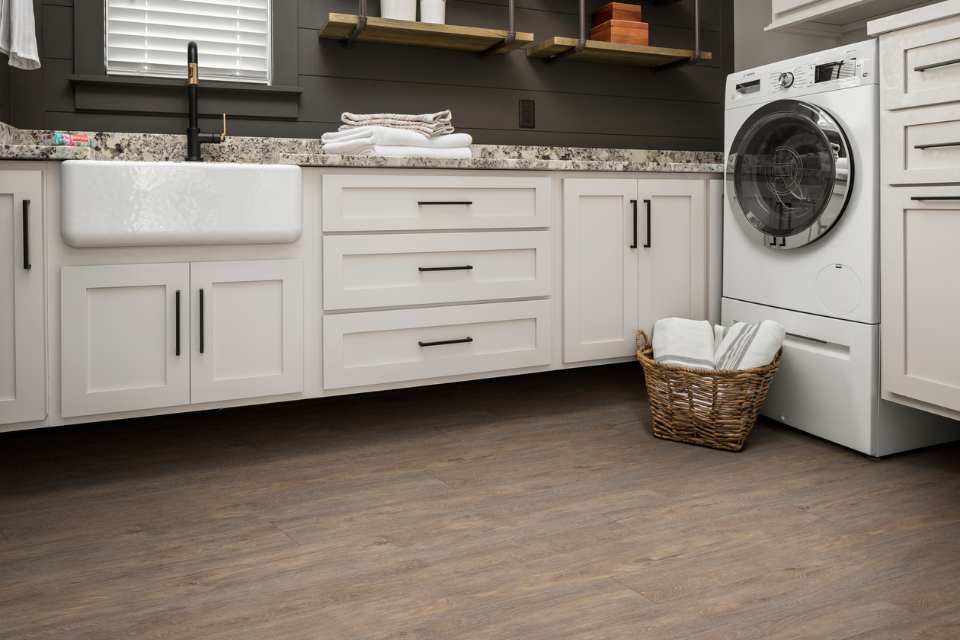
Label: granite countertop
xmin=0 ymin=122 xmax=724 ymax=173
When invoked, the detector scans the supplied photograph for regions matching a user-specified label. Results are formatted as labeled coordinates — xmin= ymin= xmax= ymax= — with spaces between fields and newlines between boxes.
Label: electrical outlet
xmin=519 ymin=99 xmax=535 ymax=129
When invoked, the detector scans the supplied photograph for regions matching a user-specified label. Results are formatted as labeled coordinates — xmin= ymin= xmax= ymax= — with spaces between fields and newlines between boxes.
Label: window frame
xmin=103 ymin=0 xmax=273 ymax=86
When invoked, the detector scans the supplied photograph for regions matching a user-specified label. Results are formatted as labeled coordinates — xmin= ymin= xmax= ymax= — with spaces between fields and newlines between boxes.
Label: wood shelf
xmin=527 ymin=37 xmax=712 ymax=67
xmin=319 ymin=13 xmax=534 ymax=54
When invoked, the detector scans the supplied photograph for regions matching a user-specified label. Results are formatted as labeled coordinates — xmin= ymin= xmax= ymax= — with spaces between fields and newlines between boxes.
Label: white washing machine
xmin=722 ymin=40 xmax=958 ymax=456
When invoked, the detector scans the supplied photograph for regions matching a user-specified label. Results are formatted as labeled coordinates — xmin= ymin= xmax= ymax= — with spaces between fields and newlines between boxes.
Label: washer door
xmin=726 ymin=99 xmax=853 ymax=249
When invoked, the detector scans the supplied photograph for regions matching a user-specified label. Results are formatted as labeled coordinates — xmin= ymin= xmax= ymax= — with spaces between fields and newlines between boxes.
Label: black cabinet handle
xmin=630 ymin=199 xmax=638 ymax=249
xmin=643 ymin=199 xmax=652 ymax=249
xmin=198 ymin=288 xmax=205 ymax=354
xmin=417 ymin=201 xmax=473 ymax=206
xmin=22 ymin=200 xmax=30 ymax=270
xmin=418 ymin=337 xmax=473 ymax=347
xmin=175 ymin=290 xmax=181 ymax=357
xmin=914 ymin=140 xmax=960 ymax=150
xmin=914 ymin=57 xmax=960 ymax=72
xmin=418 ymin=265 xmax=474 ymax=272
xmin=911 ymin=196 xmax=960 ymax=201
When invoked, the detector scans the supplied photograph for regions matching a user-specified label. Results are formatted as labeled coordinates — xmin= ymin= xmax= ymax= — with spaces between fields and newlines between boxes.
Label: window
xmin=105 ymin=0 xmax=271 ymax=84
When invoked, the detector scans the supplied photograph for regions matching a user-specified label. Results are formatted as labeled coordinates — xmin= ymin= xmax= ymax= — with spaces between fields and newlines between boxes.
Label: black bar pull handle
xmin=914 ymin=141 xmax=960 ymax=150
xmin=417 ymin=201 xmax=473 ymax=206
xmin=22 ymin=200 xmax=30 ymax=270
xmin=643 ymin=199 xmax=652 ymax=249
xmin=914 ymin=57 xmax=960 ymax=72
xmin=175 ymin=290 xmax=182 ymax=357
xmin=418 ymin=337 xmax=473 ymax=348
xmin=630 ymin=199 xmax=638 ymax=249
xmin=911 ymin=196 xmax=960 ymax=201
xmin=198 ymin=288 xmax=205 ymax=354
xmin=418 ymin=265 xmax=474 ymax=272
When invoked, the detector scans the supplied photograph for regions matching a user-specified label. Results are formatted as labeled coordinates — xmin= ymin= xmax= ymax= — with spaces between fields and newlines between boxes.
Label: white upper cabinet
xmin=563 ymin=177 xmax=707 ymax=364
xmin=61 ymin=263 xmax=190 ymax=418
xmin=768 ymin=0 xmax=928 ymax=32
xmin=563 ymin=179 xmax=640 ymax=363
xmin=190 ymin=260 xmax=304 ymax=404
xmin=0 ymin=171 xmax=45 ymax=426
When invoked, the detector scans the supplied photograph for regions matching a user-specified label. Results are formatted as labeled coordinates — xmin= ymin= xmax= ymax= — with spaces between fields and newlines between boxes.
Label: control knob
xmin=778 ymin=72 xmax=795 ymax=88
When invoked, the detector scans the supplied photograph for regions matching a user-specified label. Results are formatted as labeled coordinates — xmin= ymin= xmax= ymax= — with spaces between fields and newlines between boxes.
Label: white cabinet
xmin=881 ymin=188 xmax=960 ymax=415
xmin=0 ymin=171 xmax=45 ymax=425
xmin=62 ymin=259 xmax=302 ymax=417
xmin=563 ymin=177 xmax=707 ymax=363
xmin=190 ymin=260 xmax=303 ymax=404
xmin=61 ymin=263 xmax=190 ymax=417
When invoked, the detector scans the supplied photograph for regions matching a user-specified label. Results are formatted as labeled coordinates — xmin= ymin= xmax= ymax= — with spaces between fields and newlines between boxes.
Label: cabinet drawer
xmin=323 ymin=301 xmax=551 ymax=389
xmin=884 ymin=104 xmax=960 ymax=184
xmin=881 ymin=14 xmax=960 ymax=110
xmin=322 ymin=175 xmax=551 ymax=231
xmin=323 ymin=232 xmax=551 ymax=310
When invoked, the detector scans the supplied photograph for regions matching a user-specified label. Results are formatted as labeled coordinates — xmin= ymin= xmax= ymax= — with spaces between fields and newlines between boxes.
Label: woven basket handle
xmin=636 ymin=330 xmax=650 ymax=352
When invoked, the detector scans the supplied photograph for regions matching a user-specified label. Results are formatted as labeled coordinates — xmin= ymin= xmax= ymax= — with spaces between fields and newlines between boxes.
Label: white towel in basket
xmin=652 ymin=318 xmax=716 ymax=370
xmin=714 ymin=320 xmax=784 ymax=370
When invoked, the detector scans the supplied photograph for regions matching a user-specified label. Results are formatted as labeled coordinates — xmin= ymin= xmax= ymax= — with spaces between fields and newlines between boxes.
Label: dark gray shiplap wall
xmin=7 ymin=0 xmax=733 ymax=150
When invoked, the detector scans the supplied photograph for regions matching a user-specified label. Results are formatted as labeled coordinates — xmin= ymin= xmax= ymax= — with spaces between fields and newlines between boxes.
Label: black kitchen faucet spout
xmin=186 ymin=41 xmax=226 ymax=162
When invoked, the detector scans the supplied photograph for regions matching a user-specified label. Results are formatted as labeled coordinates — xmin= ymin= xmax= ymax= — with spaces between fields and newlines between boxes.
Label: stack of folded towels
xmin=321 ymin=110 xmax=472 ymax=159
xmin=651 ymin=317 xmax=785 ymax=371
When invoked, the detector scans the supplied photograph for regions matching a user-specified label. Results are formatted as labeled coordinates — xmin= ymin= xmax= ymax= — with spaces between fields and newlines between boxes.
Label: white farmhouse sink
xmin=61 ymin=160 xmax=302 ymax=247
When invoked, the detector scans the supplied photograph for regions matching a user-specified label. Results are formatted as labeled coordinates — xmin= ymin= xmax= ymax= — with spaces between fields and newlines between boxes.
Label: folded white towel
xmin=321 ymin=143 xmax=472 ymax=160
xmin=340 ymin=110 xmax=455 ymax=137
xmin=652 ymin=318 xmax=717 ymax=371
xmin=714 ymin=320 xmax=784 ymax=370
xmin=0 ymin=0 xmax=40 ymax=70
xmin=321 ymin=127 xmax=472 ymax=148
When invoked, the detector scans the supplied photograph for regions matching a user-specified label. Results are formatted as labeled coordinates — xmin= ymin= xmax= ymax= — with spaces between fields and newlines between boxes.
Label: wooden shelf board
xmin=319 ymin=13 xmax=534 ymax=54
xmin=527 ymin=37 xmax=713 ymax=67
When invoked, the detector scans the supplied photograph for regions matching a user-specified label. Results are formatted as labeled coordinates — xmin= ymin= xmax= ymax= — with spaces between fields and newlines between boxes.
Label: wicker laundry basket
xmin=636 ymin=331 xmax=782 ymax=452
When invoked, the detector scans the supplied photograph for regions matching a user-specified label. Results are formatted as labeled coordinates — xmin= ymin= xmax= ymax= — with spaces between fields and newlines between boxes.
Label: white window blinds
xmin=105 ymin=0 xmax=271 ymax=84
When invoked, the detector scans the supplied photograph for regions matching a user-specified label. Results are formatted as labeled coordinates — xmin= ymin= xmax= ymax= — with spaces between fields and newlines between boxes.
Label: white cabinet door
xmin=882 ymin=187 xmax=960 ymax=415
xmin=0 ymin=171 xmax=44 ymax=425
xmin=61 ymin=263 xmax=189 ymax=417
xmin=562 ymin=179 xmax=639 ymax=363
xmin=190 ymin=260 xmax=303 ymax=404
xmin=637 ymin=179 xmax=708 ymax=333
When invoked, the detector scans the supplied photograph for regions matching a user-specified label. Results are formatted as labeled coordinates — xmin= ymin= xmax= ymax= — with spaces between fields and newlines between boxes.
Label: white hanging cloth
xmin=0 ymin=0 xmax=41 ymax=70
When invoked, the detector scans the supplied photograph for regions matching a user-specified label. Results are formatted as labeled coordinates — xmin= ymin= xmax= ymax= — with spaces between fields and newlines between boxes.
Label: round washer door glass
xmin=726 ymin=99 xmax=853 ymax=249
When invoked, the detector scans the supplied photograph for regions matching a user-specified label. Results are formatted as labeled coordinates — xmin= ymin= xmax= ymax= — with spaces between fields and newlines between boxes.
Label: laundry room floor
xmin=1 ymin=363 xmax=959 ymax=639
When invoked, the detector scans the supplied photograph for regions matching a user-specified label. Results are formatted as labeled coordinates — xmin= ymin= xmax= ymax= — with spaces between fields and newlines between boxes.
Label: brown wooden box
xmin=590 ymin=19 xmax=650 ymax=45
xmin=592 ymin=2 xmax=643 ymax=25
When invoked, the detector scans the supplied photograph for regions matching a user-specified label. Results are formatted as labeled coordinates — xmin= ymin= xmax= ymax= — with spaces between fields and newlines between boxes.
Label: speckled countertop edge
xmin=0 ymin=125 xmax=723 ymax=173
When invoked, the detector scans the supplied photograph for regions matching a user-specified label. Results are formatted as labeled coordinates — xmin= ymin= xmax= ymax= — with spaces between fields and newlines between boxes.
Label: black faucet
xmin=186 ymin=41 xmax=226 ymax=162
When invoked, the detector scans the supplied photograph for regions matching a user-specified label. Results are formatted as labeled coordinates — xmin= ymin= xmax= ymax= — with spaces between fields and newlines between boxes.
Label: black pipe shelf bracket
xmin=530 ymin=0 xmax=710 ymax=68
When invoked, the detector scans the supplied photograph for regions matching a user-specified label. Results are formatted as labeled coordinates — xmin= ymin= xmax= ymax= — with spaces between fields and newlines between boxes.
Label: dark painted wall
xmin=10 ymin=0 xmax=733 ymax=150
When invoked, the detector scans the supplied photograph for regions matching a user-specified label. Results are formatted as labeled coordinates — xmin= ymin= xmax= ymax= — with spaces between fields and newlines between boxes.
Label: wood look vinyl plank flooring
xmin=1 ymin=363 xmax=959 ymax=640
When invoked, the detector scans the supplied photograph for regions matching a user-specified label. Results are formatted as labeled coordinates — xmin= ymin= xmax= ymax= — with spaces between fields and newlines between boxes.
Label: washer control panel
xmin=726 ymin=40 xmax=877 ymax=109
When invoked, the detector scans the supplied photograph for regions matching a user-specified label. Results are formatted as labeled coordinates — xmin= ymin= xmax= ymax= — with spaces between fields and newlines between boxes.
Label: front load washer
xmin=722 ymin=41 xmax=958 ymax=456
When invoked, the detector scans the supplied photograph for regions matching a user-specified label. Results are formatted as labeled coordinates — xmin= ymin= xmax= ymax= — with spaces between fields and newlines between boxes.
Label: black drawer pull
xmin=911 ymin=196 xmax=960 ymax=201
xmin=914 ymin=140 xmax=960 ymax=150
xmin=914 ymin=57 xmax=960 ymax=72
xmin=22 ymin=200 xmax=30 ymax=270
xmin=630 ymin=199 xmax=638 ymax=249
xmin=198 ymin=288 xmax=205 ymax=354
xmin=175 ymin=290 xmax=181 ymax=357
xmin=418 ymin=337 xmax=473 ymax=347
xmin=417 ymin=201 xmax=473 ymax=206
xmin=643 ymin=199 xmax=652 ymax=249
xmin=418 ymin=265 xmax=473 ymax=272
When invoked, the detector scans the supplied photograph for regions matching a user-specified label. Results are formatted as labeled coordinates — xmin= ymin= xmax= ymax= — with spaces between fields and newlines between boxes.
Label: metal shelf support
xmin=344 ymin=0 xmax=368 ymax=48
xmin=479 ymin=0 xmax=517 ymax=55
